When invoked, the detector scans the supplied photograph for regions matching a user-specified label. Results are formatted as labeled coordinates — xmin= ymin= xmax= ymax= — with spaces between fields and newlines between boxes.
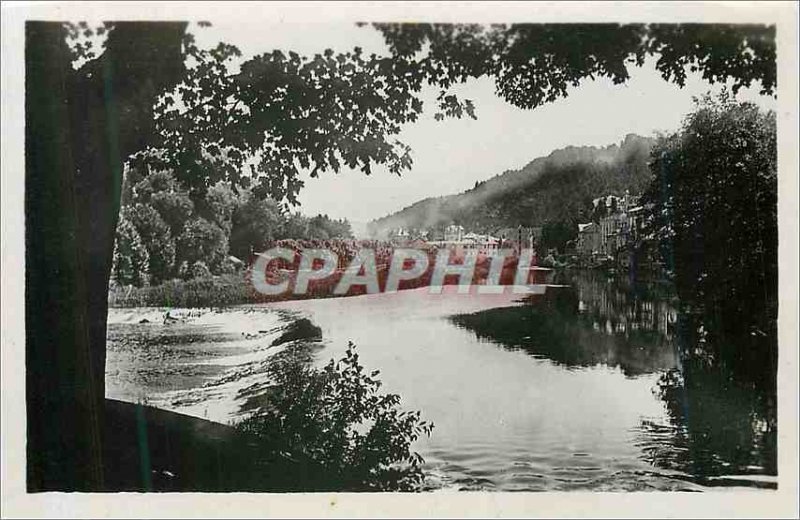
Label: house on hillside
xmin=578 ymin=190 xmax=652 ymax=267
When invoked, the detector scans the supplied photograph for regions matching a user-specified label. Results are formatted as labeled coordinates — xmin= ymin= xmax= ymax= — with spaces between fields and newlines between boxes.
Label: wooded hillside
xmin=368 ymin=134 xmax=655 ymax=238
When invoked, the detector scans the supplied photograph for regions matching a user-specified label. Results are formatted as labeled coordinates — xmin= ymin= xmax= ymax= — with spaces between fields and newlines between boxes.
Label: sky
xmin=193 ymin=21 xmax=776 ymax=228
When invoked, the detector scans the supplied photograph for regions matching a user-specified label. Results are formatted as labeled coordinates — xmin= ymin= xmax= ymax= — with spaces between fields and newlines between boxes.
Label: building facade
xmin=576 ymin=191 xmax=648 ymax=264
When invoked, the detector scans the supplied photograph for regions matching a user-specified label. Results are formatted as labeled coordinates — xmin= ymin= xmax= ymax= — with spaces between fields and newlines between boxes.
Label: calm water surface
xmin=107 ymin=271 xmax=777 ymax=491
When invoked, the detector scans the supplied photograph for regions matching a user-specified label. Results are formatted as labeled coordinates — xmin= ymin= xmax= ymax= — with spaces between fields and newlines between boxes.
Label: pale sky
xmin=194 ymin=21 xmax=776 ymax=226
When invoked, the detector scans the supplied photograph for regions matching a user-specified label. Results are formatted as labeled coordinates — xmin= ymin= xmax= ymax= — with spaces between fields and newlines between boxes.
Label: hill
xmin=367 ymin=134 xmax=655 ymax=240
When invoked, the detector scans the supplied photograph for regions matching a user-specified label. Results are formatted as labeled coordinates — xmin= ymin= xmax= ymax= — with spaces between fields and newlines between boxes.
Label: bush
xmin=107 ymin=273 xmax=250 ymax=308
xmin=236 ymin=343 xmax=433 ymax=491
xmin=189 ymin=260 xmax=212 ymax=280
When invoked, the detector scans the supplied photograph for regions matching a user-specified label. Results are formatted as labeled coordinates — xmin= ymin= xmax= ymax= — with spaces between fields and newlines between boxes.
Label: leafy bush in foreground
xmin=236 ymin=343 xmax=434 ymax=491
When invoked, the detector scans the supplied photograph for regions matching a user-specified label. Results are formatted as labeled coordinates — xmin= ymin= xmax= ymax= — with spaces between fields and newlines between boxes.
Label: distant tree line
xmin=112 ymin=163 xmax=352 ymax=287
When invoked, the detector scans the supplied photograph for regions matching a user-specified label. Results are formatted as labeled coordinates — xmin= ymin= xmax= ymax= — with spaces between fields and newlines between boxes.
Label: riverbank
xmin=103 ymin=305 xmax=433 ymax=492
xmin=106 ymin=306 xmax=322 ymax=423
xmin=96 ymin=306 xmax=333 ymax=491
xmin=108 ymin=251 xmax=544 ymax=308
xmin=108 ymin=273 xmax=253 ymax=308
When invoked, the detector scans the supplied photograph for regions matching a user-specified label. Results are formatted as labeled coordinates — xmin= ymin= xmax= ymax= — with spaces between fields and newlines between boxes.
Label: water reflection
xmin=108 ymin=272 xmax=777 ymax=490
xmin=450 ymin=270 xmax=777 ymax=488
xmin=637 ymin=364 xmax=777 ymax=488
xmin=451 ymin=271 xmax=679 ymax=377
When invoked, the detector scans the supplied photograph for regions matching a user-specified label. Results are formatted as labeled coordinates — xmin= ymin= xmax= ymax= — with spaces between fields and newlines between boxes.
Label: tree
xmin=176 ymin=217 xmax=228 ymax=272
xmin=128 ymin=202 xmax=177 ymax=284
xmin=281 ymin=212 xmax=311 ymax=240
xmin=370 ymin=23 xmax=775 ymax=111
xmin=111 ymin=212 xmax=149 ymax=286
xmin=229 ymin=194 xmax=285 ymax=260
xmin=26 ymin=21 xmax=775 ymax=490
xmin=132 ymin=169 xmax=195 ymax=235
xmin=26 ymin=21 xmax=186 ymax=490
xmin=204 ymin=183 xmax=238 ymax=235
xmin=306 ymin=214 xmax=354 ymax=240
xmin=541 ymin=220 xmax=576 ymax=254
xmin=642 ymin=92 xmax=777 ymax=386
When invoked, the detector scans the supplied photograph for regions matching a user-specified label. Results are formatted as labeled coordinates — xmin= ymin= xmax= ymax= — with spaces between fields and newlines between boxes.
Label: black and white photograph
xmin=2 ymin=1 xmax=798 ymax=518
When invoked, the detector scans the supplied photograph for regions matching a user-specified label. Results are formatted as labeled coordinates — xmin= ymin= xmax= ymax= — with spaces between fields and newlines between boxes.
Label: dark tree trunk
xmin=25 ymin=21 xmax=186 ymax=491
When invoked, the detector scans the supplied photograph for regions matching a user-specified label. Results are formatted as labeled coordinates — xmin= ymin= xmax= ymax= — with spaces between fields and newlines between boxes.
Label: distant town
xmin=377 ymin=189 xmax=657 ymax=272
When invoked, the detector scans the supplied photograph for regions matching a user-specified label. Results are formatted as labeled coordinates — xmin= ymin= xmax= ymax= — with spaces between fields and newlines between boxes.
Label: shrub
xmin=189 ymin=260 xmax=212 ymax=280
xmin=236 ymin=343 xmax=434 ymax=491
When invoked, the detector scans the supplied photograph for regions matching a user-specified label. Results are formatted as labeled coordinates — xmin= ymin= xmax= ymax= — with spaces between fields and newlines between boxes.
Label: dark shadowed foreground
xmin=103 ymin=399 xmax=326 ymax=492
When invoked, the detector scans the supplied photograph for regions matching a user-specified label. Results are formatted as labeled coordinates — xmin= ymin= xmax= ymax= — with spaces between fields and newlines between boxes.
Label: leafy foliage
xmin=540 ymin=220 xmax=577 ymax=253
xmin=236 ymin=343 xmax=434 ymax=491
xmin=61 ymin=21 xmax=111 ymax=68
xmin=114 ymin=164 xmax=356 ymax=286
xmin=646 ymin=24 xmax=776 ymax=95
xmin=176 ymin=217 xmax=229 ymax=272
xmin=126 ymin=202 xmax=176 ymax=285
xmin=371 ymin=23 xmax=776 ymax=111
xmin=304 ymin=214 xmax=353 ymax=240
xmin=132 ymin=170 xmax=195 ymax=235
xmin=228 ymin=194 xmax=285 ymax=260
xmin=642 ymin=92 xmax=777 ymax=384
xmin=134 ymin=33 xmax=427 ymax=205
xmin=189 ymin=260 xmax=213 ymax=280
xmin=111 ymin=212 xmax=149 ymax=286
xmin=122 ymin=23 xmax=774 ymax=209
xmin=203 ymin=183 xmax=238 ymax=235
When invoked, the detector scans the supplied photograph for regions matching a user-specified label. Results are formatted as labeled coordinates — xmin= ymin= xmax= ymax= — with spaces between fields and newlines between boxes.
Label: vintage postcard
xmin=2 ymin=1 xmax=798 ymax=518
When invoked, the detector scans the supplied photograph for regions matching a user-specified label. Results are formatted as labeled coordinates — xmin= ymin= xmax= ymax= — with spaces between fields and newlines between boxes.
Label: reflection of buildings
xmin=451 ymin=272 xmax=679 ymax=377
xmin=573 ymin=271 xmax=677 ymax=337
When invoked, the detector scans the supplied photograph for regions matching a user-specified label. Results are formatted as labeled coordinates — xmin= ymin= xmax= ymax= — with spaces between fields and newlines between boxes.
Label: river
xmin=106 ymin=270 xmax=777 ymax=491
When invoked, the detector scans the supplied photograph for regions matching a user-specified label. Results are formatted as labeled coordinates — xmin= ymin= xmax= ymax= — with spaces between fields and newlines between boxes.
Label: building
xmin=576 ymin=222 xmax=602 ymax=257
xmin=444 ymin=224 xmax=464 ymax=242
xmin=495 ymin=226 xmax=541 ymax=250
xmin=577 ymin=191 xmax=648 ymax=265
xmin=430 ymin=225 xmax=502 ymax=253
xmin=463 ymin=232 xmax=501 ymax=249
xmin=389 ymin=227 xmax=411 ymax=243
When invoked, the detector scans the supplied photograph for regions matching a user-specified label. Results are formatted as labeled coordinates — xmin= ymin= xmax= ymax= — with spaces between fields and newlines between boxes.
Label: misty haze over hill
xmin=367 ymin=134 xmax=655 ymax=238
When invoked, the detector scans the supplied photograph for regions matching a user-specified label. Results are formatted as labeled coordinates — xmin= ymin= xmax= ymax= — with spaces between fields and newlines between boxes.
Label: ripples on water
xmin=106 ymin=271 xmax=777 ymax=491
